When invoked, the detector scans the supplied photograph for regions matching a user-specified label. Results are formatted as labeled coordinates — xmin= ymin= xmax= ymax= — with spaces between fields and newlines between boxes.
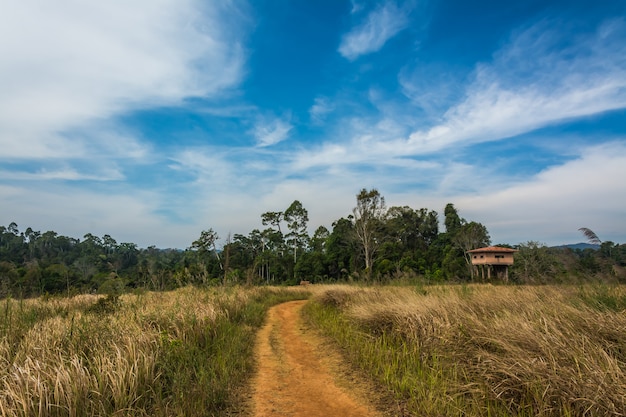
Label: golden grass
xmin=305 ymin=284 xmax=626 ymax=416
xmin=0 ymin=286 xmax=308 ymax=416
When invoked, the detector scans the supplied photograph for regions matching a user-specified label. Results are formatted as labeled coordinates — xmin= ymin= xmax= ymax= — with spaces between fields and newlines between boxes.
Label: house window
xmin=495 ymin=255 xmax=504 ymax=259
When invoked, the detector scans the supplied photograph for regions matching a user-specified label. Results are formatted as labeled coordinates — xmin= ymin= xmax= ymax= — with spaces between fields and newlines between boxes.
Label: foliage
xmin=2 ymin=189 xmax=625 ymax=296
xmin=352 ymin=188 xmax=387 ymax=279
xmin=511 ymin=241 xmax=563 ymax=283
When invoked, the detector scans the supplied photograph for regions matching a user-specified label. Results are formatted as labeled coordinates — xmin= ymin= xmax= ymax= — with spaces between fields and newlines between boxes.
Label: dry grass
xmin=0 ymin=286 xmax=308 ymax=416
xmin=1 ymin=293 xmax=160 ymax=416
xmin=305 ymin=284 xmax=626 ymax=416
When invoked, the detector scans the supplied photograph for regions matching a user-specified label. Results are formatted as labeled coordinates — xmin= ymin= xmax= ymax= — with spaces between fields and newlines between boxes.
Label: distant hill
xmin=552 ymin=242 xmax=600 ymax=250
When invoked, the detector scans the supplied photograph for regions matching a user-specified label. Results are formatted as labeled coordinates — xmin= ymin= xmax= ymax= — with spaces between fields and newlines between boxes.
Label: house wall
xmin=470 ymin=252 xmax=514 ymax=265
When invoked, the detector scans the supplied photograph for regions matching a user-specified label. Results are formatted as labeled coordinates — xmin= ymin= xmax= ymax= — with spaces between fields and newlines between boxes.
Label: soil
xmin=249 ymin=300 xmax=382 ymax=417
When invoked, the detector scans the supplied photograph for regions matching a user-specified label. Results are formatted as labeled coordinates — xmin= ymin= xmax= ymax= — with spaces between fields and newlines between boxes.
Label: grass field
xmin=303 ymin=284 xmax=626 ymax=416
xmin=2 ymin=283 xmax=626 ymax=416
xmin=0 ymin=286 xmax=308 ymax=416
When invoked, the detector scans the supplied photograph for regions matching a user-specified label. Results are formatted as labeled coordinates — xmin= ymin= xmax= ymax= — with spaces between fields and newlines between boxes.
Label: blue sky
xmin=1 ymin=0 xmax=625 ymax=248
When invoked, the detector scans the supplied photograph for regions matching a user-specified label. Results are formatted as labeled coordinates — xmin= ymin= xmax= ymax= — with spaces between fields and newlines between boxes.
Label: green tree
xmin=326 ymin=218 xmax=356 ymax=280
xmin=284 ymin=200 xmax=309 ymax=266
xmin=310 ymin=226 xmax=330 ymax=253
xmin=444 ymin=203 xmax=462 ymax=235
xmin=0 ymin=261 xmax=18 ymax=297
xmin=261 ymin=211 xmax=284 ymax=234
xmin=353 ymin=188 xmax=386 ymax=279
xmin=191 ymin=228 xmax=222 ymax=283
xmin=385 ymin=206 xmax=439 ymax=269
xmin=453 ymin=221 xmax=491 ymax=279
xmin=512 ymin=241 xmax=562 ymax=283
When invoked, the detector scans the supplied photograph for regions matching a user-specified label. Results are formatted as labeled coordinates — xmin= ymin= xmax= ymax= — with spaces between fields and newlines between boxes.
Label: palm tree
xmin=578 ymin=227 xmax=601 ymax=245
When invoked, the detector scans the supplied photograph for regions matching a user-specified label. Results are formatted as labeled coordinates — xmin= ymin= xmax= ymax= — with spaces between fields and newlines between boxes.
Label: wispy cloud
xmin=309 ymin=97 xmax=335 ymax=124
xmin=251 ymin=116 xmax=293 ymax=147
xmin=406 ymin=18 xmax=626 ymax=153
xmin=169 ymin=148 xmax=236 ymax=186
xmin=0 ymin=0 xmax=248 ymax=162
xmin=339 ymin=1 xmax=410 ymax=60
xmin=309 ymin=17 xmax=626 ymax=168
xmin=0 ymin=167 xmax=124 ymax=182
xmin=349 ymin=0 xmax=365 ymax=15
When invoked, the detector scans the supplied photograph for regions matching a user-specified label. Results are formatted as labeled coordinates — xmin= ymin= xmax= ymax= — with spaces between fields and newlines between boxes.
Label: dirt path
xmin=250 ymin=300 xmax=381 ymax=417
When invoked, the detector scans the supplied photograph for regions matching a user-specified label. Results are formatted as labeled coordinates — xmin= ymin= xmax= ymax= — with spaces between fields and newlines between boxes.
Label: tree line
xmin=1 ymin=188 xmax=625 ymax=297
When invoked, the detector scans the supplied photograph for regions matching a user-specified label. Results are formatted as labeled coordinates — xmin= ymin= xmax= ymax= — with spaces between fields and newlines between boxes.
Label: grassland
xmin=0 ymin=286 xmax=308 ymax=416
xmin=303 ymin=284 xmax=626 ymax=417
xmin=3 ymin=283 xmax=626 ymax=417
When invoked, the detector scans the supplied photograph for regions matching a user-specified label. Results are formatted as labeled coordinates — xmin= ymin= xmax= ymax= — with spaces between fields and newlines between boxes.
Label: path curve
xmin=251 ymin=300 xmax=380 ymax=417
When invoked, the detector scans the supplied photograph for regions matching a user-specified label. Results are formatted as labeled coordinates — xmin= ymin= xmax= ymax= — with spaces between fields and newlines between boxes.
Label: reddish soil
xmin=250 ymin=300 xmax=381 ymax=417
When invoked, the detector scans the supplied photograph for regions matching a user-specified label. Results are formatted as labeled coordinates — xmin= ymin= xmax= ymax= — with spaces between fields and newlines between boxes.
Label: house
xmin=467 ymin=246 xmax=518 ymax=281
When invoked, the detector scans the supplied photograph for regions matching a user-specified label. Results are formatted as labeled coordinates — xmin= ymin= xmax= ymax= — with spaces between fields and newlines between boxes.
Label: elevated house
xmin=467 ymin=246 xmax=518 ymax=281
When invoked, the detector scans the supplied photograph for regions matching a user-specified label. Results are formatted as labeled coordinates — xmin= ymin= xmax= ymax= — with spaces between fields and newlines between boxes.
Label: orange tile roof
xmin=466 ymin=246 xmax=518 ymax=253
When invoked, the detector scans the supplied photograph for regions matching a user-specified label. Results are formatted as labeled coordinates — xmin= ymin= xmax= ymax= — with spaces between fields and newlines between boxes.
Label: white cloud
xmin=454 ymin=142 xmax=626 ymax=245
xmin=350 ymin=0 xmax=365 ymax=15
xmin=309 ymin=97 xmax=335 ymax=124
xmin=0 ymin=0 xmax=247 ymax=161
xmin=301 ymin=19 xmax=626 ymax=175
xmin=169 ymin=148 xmax=237 ymax=187
xmin=251 ymin=117 xmax=293 ymax=147
xmin=339 ymin=1 xmax=410 ymax=60
xmin=406 ymin=18 xmax=626 ymax=153
xmin=0 ymin=167 xmax=124 ymax=182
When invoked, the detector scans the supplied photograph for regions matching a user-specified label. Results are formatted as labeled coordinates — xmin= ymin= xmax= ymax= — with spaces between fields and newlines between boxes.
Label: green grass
xmin=153 ymin=287 xmax=310 ymax=416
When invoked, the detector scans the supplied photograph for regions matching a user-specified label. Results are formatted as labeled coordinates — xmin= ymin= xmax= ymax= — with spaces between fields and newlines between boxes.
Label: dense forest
xmin=1 ymin=188 xmax=625 ymax=298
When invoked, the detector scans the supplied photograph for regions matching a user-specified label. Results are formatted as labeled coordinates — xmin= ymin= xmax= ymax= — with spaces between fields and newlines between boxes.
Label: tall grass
xmin=303 ymin=284 xmax=626 ymax=416
xmin=0 ymin=286 xmax=308 ymax=416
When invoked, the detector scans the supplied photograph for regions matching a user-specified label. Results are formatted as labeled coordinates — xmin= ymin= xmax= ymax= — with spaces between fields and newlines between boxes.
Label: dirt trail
xmin=250 ymin=300 xmax=380 ymax=417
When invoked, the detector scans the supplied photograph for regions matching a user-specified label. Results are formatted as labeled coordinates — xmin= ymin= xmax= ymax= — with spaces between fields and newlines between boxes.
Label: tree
xmin=261 ymin=211 xmax=284 ymax=234
xmin=352 ymin=188 xmax=386 ymax=278
xmin=192 ymin=229 xmax=220 ymax=254
xmin=284 ymin=200 xmax=309 ymax=265
xmin=386 ymin=206 xmax=439 ymax=252
xmin=310 ymin=226 xmax=330 ymax=253
xmin=512 ymin=241 xmax=561 ymax=283
xmin=7 ymin=222 xmax=18 ymax=235
xmin=444 ymin=203 xmax=462 ymax=235
xmin=579 ymin=227 xmax=601 ymax=245
xmin=191 ymin=228 xmax=223 ymax=283
xmin=0 ymin=261 xmax=18 ymax=297
xmin=326 ymin=218 xmax=356 ymax=280
xmin=453 ymin=221 xmax=491 ymax=279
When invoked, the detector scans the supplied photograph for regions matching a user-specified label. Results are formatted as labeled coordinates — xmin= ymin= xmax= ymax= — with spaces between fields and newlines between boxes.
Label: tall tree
xmin=444 ymin=203 xmax=462 ymax=235
xmin=191 ymin=228 xmax=223 ymax=282
xmin=310 ymin=226 xmax=330 ymax=253
xmin=326 ymin=218 xmax=356 ymax=280
xmin=453 ymin=221 xmax=491 ymax=279
xmin=261 ymin=211 xmax=284 ymax=234
xmin=512 ymin=241 xmax=561 ymax=283
xmin=284 ymin=200 xmax=309 ymax=265
xmin=352 ymin=188 xmax=386 ymax=278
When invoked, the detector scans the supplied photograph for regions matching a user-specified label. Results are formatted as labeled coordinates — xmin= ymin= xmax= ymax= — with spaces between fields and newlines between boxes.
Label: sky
xmin=1 ymin=0 xmax=626 ymax=249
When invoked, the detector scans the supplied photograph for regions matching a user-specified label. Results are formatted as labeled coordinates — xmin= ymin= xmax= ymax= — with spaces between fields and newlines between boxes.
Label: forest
xmin=1 ymin=188 xmax=625 ymax=298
